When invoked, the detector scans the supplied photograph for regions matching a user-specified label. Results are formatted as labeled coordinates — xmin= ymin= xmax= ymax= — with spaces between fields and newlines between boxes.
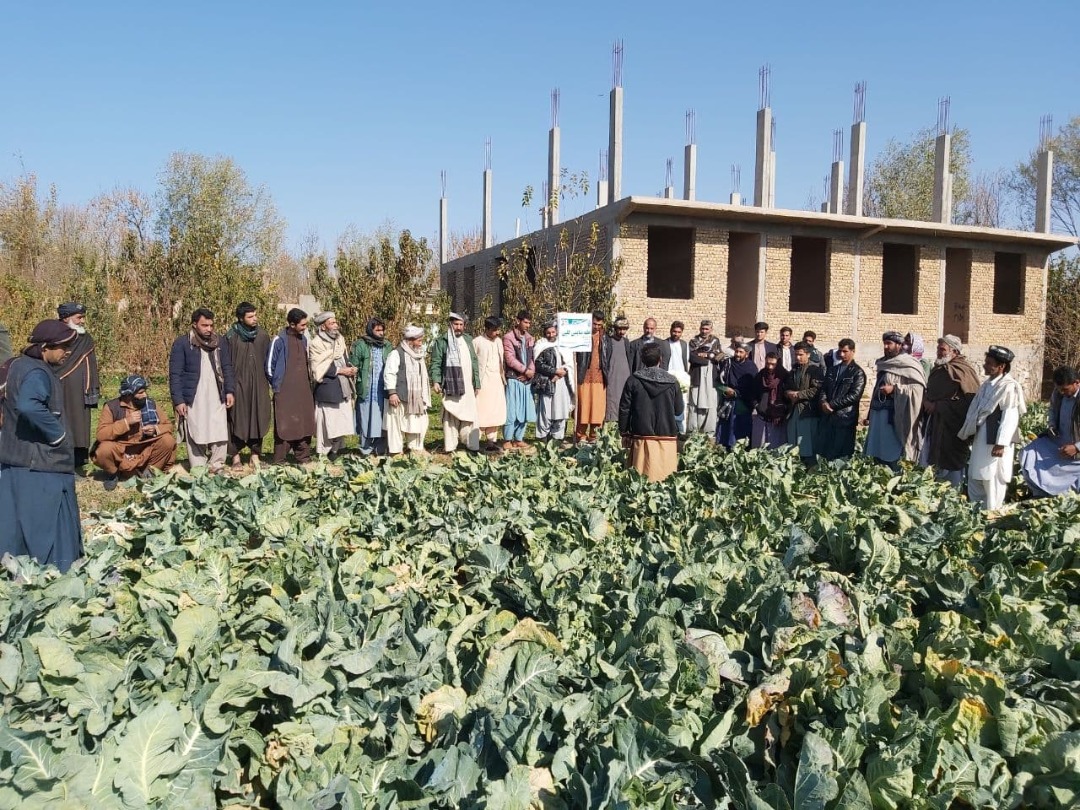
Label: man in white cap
xmin=308 ymin=312 xmax=356 ymax=459
xmin=430 ymin=313 xmax=480 ymax=452
xmin=383 ymin=325 xmax=431 ymax=455
xmin=960 ymin=345 xmax=1026 ymax=510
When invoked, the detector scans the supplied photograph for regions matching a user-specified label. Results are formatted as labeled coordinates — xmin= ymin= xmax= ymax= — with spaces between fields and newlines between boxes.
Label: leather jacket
xmin=819 ymin=361 xmax=867 ymax=425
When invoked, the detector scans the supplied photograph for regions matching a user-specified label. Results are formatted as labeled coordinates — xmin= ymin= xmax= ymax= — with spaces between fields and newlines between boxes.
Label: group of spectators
xmin=0 ymin=304 xmax=1077 ymax=574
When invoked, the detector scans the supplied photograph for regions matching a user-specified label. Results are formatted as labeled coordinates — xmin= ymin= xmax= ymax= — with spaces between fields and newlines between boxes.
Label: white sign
xmin=557 ymin=312 xmax=593 ymax=352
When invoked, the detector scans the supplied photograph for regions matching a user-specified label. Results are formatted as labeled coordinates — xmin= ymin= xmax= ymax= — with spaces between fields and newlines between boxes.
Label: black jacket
xmin=629 ymin=336 xmax=671 ymax=372
xmin=819 ymin=361 xmax=867 ymax=425
xmin=618 ymin=367 xmax=684 ymax=437
xmin=534 ymin=346 xmax=573 ymax=399
xmin=783 ymin=362 xmax=824 ymax=418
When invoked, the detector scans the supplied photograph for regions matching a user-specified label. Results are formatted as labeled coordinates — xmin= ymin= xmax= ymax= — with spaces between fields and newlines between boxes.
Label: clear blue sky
xmin=3 ymin=0 xmax=1077 ymax=252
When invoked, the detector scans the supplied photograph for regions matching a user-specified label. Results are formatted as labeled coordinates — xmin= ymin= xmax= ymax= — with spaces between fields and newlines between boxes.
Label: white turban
xmin=403 ymin=325 xmax=424 ymax=340
xmin=313 ymin=311 xmax=335 ymax=326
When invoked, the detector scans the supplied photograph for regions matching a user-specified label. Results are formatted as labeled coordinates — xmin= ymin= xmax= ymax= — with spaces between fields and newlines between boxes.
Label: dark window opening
xmin=463 ymin=266 xmax=476 ymax=317
xmin=788 ymin=236 xmax=830 ymax=312
xmin=993 ymin=252 xmax=1024 ymax=314
xmin=881 ymin=243 xmax=919 ymax=314
xmin=647 ymin=226 xmax=694 ymax=299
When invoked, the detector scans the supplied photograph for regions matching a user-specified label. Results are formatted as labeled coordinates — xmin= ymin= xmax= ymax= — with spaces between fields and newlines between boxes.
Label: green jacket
xmin=348 ymin=338 xmax=388 ymax=402
xmin=429 ymin=333 xmax=481 ymax=390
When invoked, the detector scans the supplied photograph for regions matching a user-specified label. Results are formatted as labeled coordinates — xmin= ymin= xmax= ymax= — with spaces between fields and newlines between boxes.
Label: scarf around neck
xmin=400 ymin=341 xmax=430 ymax=415
xmin=228 ymin=321 xmax=258 ymax=342
xmin=363 ymin=319 xmax=386 ymax=347
xmin=190 ymin=328 xmax=220 ymax=351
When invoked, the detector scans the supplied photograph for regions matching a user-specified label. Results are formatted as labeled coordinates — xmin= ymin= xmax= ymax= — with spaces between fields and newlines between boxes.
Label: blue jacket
xmin=168 ymin=335 xmax=236 ymax=407
xmin=267 ymin=329 xmax=308 ymax=394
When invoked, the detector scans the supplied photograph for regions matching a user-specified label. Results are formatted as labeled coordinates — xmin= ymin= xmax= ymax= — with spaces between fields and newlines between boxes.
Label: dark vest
xmin=0 ymin=356 xmax=74 ymax=473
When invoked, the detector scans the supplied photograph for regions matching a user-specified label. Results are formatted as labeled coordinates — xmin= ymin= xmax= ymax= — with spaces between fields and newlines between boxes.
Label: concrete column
xmin=754 ymin=107 xmax=773 ymax=207
xmin=729 ymin=191 xmax=742 ymax=205
xmin=944 ymin=172 xmax=954 ymax=225
xmin=683 ymin=143 xmax=697 ymax=201
xmin=608 ymin=87 xmax=624 ymax=204
xmin=664 ymin=185 xmax=675 ymax=199
xmin=846 ymin=121 xmax=866 ymax=216
xmin=768 ymin=151 xmax=776 ymax=208
xmin=482 ymin=169 xmax=492 ymax=249
xmin=548 ymin=126 xmax=561 ymax=225
xmin=820 ymin=202 xmax=829 ymax=213
xmin=932 ymin=133 xmax=951 ymax=223
xmin=439 ymin=196 xmax=448 ymax=267
xmin=1035 ymin=149 xmax=1053 ymax=233
xmin=829 ymin=160 xmax=844 ymax=214
xmin=597 ymin=180 xmax=608 ymax=210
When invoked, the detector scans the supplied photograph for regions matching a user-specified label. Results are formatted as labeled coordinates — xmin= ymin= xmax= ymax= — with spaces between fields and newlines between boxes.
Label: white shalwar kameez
xmin=961 ymin=374 xmax=1025 ymax=510
xmin=383 ymin=348 xmax=430 ymax=454
xmin=442 ymin=335 xmax=480 ymax=452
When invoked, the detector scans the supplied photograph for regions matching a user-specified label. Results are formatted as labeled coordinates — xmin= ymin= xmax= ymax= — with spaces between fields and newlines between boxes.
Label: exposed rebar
xmin=852 ymin=81 xmax=867 ymax=124
xmin=1039 ymin=114 xmax=1054 ymax=151
xmin=833 ymin=129 xmax=844 ymax=163
xmin=731 ymin=164 xmax=741 ymax=194
xmin=551 ymin=88 xmax=560 ymax=129
xmin=758 ymin=64 xmax=771 ymax=109
xmin=685 ymin=109 xmax=696 ymax=146
xmin=612 ymin=40 xmax=624 ymax=89
xmin=937 ymin=96 xmax=951 ymax=136
xmin=440 ymin=170 xmax=446 ymax=198
xmin=665 ymin=157 xmax=674 ymax=188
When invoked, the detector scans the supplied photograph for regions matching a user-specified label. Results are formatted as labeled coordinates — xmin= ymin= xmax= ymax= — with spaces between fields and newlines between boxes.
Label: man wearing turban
xmin=54 ymin=302 xmax=100 ymax=470
xmin=92 ymin=375 xmax=177 ymax=489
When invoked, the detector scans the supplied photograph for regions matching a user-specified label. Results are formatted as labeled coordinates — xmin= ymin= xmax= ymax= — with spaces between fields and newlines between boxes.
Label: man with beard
xmin=0 ymin=320 xmax=82 ymax=572
xmin=309 ymin=312 xmax=356 ymax=458
xmin=960 ymin=345 xmax=1026 ymax=510
xmin=1021 ymin=366 xmax=1080 ymax=498
xmin=604 ymin=317 xmax=635 ymax=424
xmin=54 ymin=302 xmax=100 ymax=470
xmin=349 ymin=318 xmax=389 ymax=455
xmin=817 ymin=338 xmax=866 ymax=460
xmin=575 ymin=312 xmax=610 ymax=443
xmin=267 ymin=308 xmax=315 ymax=464
xmin=783 ymin=342 xmax=825 ymax=466
xmin=93 ymin=375 xmax=176 ymax=489
xmin=752 ymin=352 xmax=788 ymax=449
xmin=618 ymin=343 xmax=683 ymax=482
xmin=384 ymin=325 xmax=431 ymax=455
xmin=716 ymin=341 xmax=757 ymax=448
xmin=430 ymin=312 xmax=480 ymax=452
xmin=687 ymin=319 xmax=723 ymax=434
xmin=502 ymin=311 xmax=536 ymax=449
xmin=533 ymin=320 xmax=575 ymax=442
xmin=473 ymin=316 xmax=507 ymax=451
xmin=921 ymin=335 xmax=980 ymax=487
xmin=169 ymin=308 xmax=235 ymax=473
xmin=863 ymin=331 xmax=926 ymax=469
xmin=225 ymin=302 xmax=271 ymax=470
xmin=630 ymin=317 xmax=671 ymax=372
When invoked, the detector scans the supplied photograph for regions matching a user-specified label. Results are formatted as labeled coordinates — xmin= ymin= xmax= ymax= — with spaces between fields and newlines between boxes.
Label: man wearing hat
xmin=922 ymin=335 xmax=980 ymax=487
xmin=92 ymin=376 xmax=176 ymax=489
xmin=864 ymin=331 xmax=926 ymax=468
xmin=54 ymin=302 xmax=100 ymax=470
xmin=225 ymin=302 xmax=272 ymax=470
xmin=430 ymin=312 xmax=480 ymax=452
xmin=0 ymin=320 xmax=82 ymax=572
xmin=748 ymin=322 xmax=777 ymax=371
xmin=959 ymin=345 xmax=1026 ymax=510
xmin=308 ymin=312 xmax=356 ymax=458
xmin=533 ymin=320 xmax=575 ymax=442
xmin=383 ymin=325 xmax=431 ymax=455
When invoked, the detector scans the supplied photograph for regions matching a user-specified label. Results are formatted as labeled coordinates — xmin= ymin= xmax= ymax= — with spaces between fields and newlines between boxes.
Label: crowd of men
xmin=1 ymin=304 xmax=1078 ymax=574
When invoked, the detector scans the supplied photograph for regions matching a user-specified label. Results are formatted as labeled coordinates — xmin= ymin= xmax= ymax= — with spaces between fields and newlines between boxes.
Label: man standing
xmin=665 ymin=321 xmax=689 ymax=375
xmin=716 ymin=341 xmax=757 ymax=448
xmin=55 ymin=302 xmax=100 ymax=469
xmin=922 ymin=335 xmax=980 ymax=486
xmin=817 ymin=338 xmax=866 ymax=461
xmin=802 ymin=331 xmax=824 ymax=366
xmin=533 ymin=320 xmax=575 ymax=442
xmin=0 ymin=320 xmax=82 ymax=572
xmin=92 ymin=375 xmax=176 ymax=489
xmin=783 ymin=342 xmax=825 ymax=466
xmin=687 ymin=320 xmax=723 ymax=434
xmin=960 ymin=346 xmax=1026 ymax=510
xmin=430 ymin=312 xmax=480 ymax=452
xmin=503 ymin=311 xmax=536 ymax=449
xmin=630 ymin=317 xmax=671 ymax=372
xmin=169 ymin=308 xmax=235 ymax=473
xmin=267 ymin=308 xmax=315 ymax=464
xmin=349 ymin=318 xmax=389 ymax=456
xmin=474 ymin=316 xmax=506 ymax=451
xmin=575 ymin=312 xmax=609 ymax=443
xmin=864 ymin=331 xmax=926 ymax=469
xmin=308 ymin=312 xmax=356 ymax=458
xmin=225 ymin=302 xmax=271 ymax=470
xmin=748 ymin=322 xmax=777 ymax=371
xmin=618 ymin=343 xmax=683 ymax=482
xmin=752 ymin=352 xmax=788 ymax=449
xmin=1021 ymin=366 xmax=1080 ymax=497
xmin=604 ymin=317 xmax=635 ymax=423
xmin=776 ymin=327 xmax=795 ymax=372
xmin=383 ymin=325 xmax=431 ymax=455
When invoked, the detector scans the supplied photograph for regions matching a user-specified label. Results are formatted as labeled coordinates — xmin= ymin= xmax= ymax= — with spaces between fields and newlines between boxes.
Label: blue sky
xmin=2 ymin=0 xmax=1076 ymax=252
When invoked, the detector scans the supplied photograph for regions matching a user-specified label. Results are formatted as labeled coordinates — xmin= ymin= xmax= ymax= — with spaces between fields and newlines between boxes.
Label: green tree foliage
xmin=1045 ymin=254 xmax=1080 ymax=372
xmin=309 ymin=227 xmax=441 ymax=344
xmin=1009 ymin=115 xmax=1080 ymax=236
xmin=864 ymin=127 xmax=972 ymax=222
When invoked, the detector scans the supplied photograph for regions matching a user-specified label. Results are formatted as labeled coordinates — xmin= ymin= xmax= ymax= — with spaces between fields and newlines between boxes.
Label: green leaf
xmin=112 ymin=700 xmax=185 ymax=807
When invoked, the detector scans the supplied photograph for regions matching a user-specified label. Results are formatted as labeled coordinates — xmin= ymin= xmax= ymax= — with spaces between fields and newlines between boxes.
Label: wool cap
xmin=938 ymin=335 xmax=963 ymax=354
xmin=29 ymin=320 xmax=77 ymax=346
xmin=882 ymin=331 xmax=905 ymax=344
xmin=403 ymin=325 xmax=424 ymax=340
xmin=313 ymin=311 xmax=335 ymax=326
